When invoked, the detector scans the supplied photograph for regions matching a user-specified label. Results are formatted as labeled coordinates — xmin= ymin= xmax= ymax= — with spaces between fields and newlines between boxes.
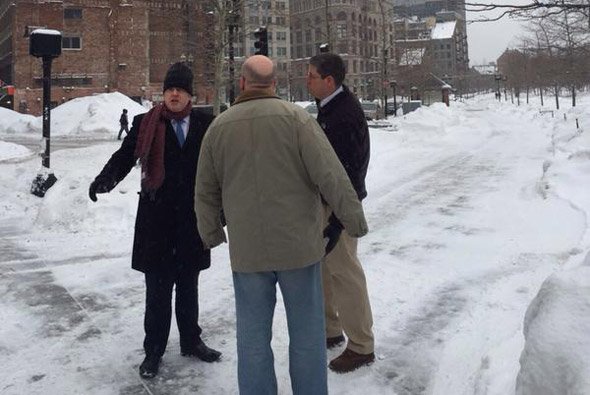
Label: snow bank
xmin=39 ymin=92 xmax=146 ymax=138
xmin=0 ymin=92 xmax=146 ymax=138
xmin=0 ymin=107 xmax=38 ymax=134
xmin=516 ymin=252 xmax=590 ymax=395
xmin=33 ymin=145 xmax=139 ymax=233
xmin=0 ymin=141 xmax=32 ymax=161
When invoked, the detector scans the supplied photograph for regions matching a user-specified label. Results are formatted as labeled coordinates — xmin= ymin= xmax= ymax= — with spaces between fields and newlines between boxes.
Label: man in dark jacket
xmin=307 ymin=53 xmax=375 ymax=373
xmin=89 ymin=62 xmax=221 ymax=379
xmin=117 ymin=108 xmax=129 ymax=140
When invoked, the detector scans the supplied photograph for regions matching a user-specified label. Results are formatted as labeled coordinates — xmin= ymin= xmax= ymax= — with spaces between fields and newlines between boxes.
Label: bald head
xmin=241 ymin=55 xmax=276 ymax=91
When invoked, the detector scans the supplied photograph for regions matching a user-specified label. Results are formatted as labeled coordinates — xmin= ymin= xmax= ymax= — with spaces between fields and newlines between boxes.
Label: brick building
xmin=0 ymin=0 xmax=214 ymax=115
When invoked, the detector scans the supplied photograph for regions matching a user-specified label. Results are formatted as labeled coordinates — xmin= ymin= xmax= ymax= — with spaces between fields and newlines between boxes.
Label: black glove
xmin=220 ymin=209 xmax=227 ymax=227
xmin=323 ymin=214 xmax=344 ymax=255
xmin=88 ymin=176 xmax=114 ymax=202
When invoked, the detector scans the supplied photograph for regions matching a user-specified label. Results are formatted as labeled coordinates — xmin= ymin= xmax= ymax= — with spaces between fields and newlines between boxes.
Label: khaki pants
xmin=322 ymin=207 xmax=374 ymax=354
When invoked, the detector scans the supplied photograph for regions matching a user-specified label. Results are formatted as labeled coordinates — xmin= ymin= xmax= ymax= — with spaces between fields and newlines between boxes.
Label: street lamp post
xmin=494 ymin=74 xmax=501 ymax=101
xmin=390 ymin=80 xmax=397 ymax=117
xmin=29 ymin=29 xmax=62 ymax=197
xmin=227 ymin=8 xmax=239 ymax=105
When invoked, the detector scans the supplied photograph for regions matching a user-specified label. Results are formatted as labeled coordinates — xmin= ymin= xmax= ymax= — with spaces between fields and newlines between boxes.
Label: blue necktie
xmin=174 ymin=119 xmax=185 ymax=147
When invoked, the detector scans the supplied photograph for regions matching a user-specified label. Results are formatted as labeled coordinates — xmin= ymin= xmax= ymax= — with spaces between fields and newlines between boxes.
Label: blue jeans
xmin=233 ymin=261 xmax=327 ymax=395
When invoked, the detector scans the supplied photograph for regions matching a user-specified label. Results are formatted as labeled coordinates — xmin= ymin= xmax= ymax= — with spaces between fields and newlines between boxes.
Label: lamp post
xmin=227 ymin=7 xmax=240 ymax=105
xmin=390 ymin=80 xmax=397 ymax=116
xmin=410 ymin=86 xmax=418 ymax=101
xmin=367 ymin=78 xmax=374 ymax=101
xmin=29 ymin=28 xmax=62 ymax=197
xmin=494 ymin=74 xmax=501 ymax=101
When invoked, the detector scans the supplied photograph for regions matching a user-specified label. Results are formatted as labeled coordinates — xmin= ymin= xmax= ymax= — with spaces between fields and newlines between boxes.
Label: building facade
xmin=239 ymin=0 xmax=292 ymax=99
xmin=393 ymin=10 xmax=468 ymax=96
xmin=0 ymin=0 xmax=214 ymax=115
xmin=289 ymin=0 xmax=395 ymax=101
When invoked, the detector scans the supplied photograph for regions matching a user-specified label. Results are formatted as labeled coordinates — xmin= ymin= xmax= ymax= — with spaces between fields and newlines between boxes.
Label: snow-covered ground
xmin=0 ymin=92 xmax=589 ymax=395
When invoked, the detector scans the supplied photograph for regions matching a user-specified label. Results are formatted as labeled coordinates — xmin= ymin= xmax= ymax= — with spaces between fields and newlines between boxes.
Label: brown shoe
xmin=329 ymin=348 xmax=375 ymax=373
xmin=326 ymin=335 xmax=345 ymax=349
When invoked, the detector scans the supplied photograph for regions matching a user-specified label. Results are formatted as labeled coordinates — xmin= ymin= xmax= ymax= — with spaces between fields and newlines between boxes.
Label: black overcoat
xmin=315 ymin=84 xmax=370 ymax=200
xmin=94 ymin=108 xmax=214 ymax=273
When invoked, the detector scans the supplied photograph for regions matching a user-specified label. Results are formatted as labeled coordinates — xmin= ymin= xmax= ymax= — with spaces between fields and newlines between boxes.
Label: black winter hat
xmin=163 ymin=62 xmax=193 ymax=96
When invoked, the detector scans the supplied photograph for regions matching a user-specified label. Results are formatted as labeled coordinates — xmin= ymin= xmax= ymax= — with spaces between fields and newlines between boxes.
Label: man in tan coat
xmin=195 ymin=55 xmax=368 ymax=395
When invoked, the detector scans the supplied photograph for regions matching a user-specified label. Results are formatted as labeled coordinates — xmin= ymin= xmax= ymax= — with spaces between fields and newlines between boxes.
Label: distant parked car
xmin=305 ymin=103 xmax=318 ymax=118
xmin=360 ymin=101 xmax=381 ymax=120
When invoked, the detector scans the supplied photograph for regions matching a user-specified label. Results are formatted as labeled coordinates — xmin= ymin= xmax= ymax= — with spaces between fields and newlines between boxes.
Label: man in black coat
xmin=117 ymin=108 xmax=129 ymax=140
xmin=89 ymin=62 xmax=221 ymax=379
xmin=307 ymin=53 xmax=375 ymax=373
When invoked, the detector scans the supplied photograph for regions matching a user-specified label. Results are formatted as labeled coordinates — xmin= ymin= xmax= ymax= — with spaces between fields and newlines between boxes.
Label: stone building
xmin=289 ymin=0 xmax=395 ymax=101
xmin=394 ymin=10 xmax=468 ymax=95
xmin=0 ymin=0 xmax=214 ymax=115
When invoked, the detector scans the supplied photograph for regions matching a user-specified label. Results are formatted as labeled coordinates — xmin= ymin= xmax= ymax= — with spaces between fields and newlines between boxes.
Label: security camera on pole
xmin=253 ymin=26 xmax=268 ymax=56
xmin=29 ymin=29 xmax=62 ymax=197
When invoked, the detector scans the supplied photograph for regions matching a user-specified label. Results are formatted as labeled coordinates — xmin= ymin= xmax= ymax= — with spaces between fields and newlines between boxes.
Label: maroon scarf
xmin=134 ymin=102 xmax=192 ymax=191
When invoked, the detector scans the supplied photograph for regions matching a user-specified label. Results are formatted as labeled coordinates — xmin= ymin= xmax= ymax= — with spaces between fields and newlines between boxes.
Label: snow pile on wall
xmin=0 ymin=92 xmax=146 ymax=138
xmin=516 ymin=252 xmax=590 ymax=395
xmin=38 ymin=92 xmax=146 ymax=137
xmin=0 ymin=107 xmax=39 ymax=134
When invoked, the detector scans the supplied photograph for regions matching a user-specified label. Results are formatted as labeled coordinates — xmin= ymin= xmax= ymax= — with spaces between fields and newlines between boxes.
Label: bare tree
xmin=509 ymin=6 xmax=590 ymax=108
xmin=466 ymin=0 xmax=590 ymax=22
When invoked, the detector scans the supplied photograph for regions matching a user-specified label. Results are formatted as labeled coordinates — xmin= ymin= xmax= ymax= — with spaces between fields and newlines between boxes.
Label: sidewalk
xmin=0 ymin=217 xmax=157 ymax=395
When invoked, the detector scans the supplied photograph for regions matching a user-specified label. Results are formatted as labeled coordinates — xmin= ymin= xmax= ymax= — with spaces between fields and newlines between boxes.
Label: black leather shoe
xmin=327 ymin=334 xmax=346 ymax=349
xmin=139 ymin=355 xmax=161 ymax=379
xmin=181 ymin=342 xmax=221 ymax=362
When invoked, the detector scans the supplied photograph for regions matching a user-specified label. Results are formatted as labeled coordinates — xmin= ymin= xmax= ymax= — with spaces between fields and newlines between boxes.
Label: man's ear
xmin=239 ymin=76 xmax=246 ymax=91
xmin=326 ymin=75 xmax=337 ymax=90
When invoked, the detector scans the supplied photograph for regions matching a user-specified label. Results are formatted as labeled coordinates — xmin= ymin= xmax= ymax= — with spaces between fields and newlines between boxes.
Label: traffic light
xmin=254 ymin=26 xmax=268 ymax=56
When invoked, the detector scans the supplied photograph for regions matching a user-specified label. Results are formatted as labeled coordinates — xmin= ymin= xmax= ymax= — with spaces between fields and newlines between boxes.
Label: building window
xmin=64 ymin=8 xmax=82 ymax=19
xmin=336 ymin=24 xmax=347 ymax=39
xmin=62 ymin=35 xmax=82 ymax=50
xmin=296 ymin=31 xmax=302 ymax=43
xmin=277 ymin=47 xmax=287 ymax=56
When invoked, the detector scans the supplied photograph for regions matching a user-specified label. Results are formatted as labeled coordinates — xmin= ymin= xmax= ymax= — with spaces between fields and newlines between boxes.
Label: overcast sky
xmin=466 ymin=0 xmax=529 ymax=66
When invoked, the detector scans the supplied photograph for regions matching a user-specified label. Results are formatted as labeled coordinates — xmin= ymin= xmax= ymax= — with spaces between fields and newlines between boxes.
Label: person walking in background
xmin=307 ymin=53 xmax=375 ymax=373
xmin=117 ymin=108 xmax=129 ymax=140
xmin=195 ymin=55 xmax=368 ymax=395
xmin=88 ymin=62 xmax=221 ymax=379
